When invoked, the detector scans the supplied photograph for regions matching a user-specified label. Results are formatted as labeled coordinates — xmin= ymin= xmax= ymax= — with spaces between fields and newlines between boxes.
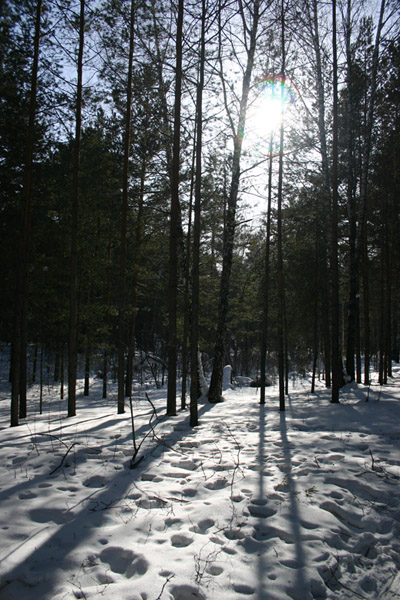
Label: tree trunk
xmin=84 ymin=347 xmax=90 ymax=396
xmin=102 ymin=348 xmax=108 ymax=399
xmin=260 ymin=136 xmax=274 ymax=404
xmin=125 ymin=157 xmax=145 ymax=398
xmin=331 ymin=0 xmax=341 ymax=403
xmin=39 ymin=344 xmax=43 ymax=414
xmin=68 ymin=0 xmax=85 ymax=417
xmin=362 ymin=238 xmax=371 ymax=384
xmin=276 ymin=0 xmax=286 ymax=411
xmin=308 ymin=0 xmax=333 ymax=391
xmin=344 ymin=0 xmax=358 ymax=383
xmin=117 ymin=0 xmax=135 ymax=414
xmin=32 ymin=344 xmax=38 ymax=384
xmin=11 ymin=0 xmax=42 ymax=426
xmin=190 ymin=0 xmax=206 ymax=427
xmin=311 ymin=196 xmax=320 ymax=393
xmin=181 ymin=115 xmax=197 ymax=411
xmin=208 ymin=0 xmax=260 ymax=403
xmin=167 ymin=0 xmax=184 ymax=416
xmin=103 ymin=236 xmax=112 ymax=400
xmin=357 ymin=0 xmax=386 ymax=384
xmin=60 ymin=349 xmax=64 ymax=400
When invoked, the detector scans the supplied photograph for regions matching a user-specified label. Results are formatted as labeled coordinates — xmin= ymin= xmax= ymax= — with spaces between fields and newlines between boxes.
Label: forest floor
xmin=0 ymin=359 xmax=399 ymax=600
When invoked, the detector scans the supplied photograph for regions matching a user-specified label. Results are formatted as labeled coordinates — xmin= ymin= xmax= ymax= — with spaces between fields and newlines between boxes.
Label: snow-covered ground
xmin=0 ymin=362 xmax=400 ymax=600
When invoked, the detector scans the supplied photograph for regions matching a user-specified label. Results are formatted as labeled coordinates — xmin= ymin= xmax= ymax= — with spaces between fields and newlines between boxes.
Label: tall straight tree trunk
xmin=208 ymin=0 xmax=260 ymax=403
xmin=125 ymin=157 xmax=146 ymax=398
xmin=68 ymin=0 xmax=84 ymax=417
xmin=331 ymin=0 xmax=341 ymax=403
xmin=117 ymin=0 xmax=135 ymax=414
xmin=167 ymin=0 xmax=184 ymax=416
xmin=260 ymin=136 xmax=274 ymax=404
xmin=382 ymin=194 xmax=392 ymax=382
xmin=357 ymin=0 xmax=386 ymax=250
xmin=190 ymin=0 xmax=206 ymax=426
xmin=60 ymin=349 xmax=64 ymax=400
xmin=10 ymin=0 xmax=42 ymax=426
xmin=357 ymin=0 xmax=386 ymax=384
xmin=103 ymin=235 xmax=112 ymax=399
xmin=276 ymin=0 xmax=286 ymax=411
xmin=308 ymin=0 xmax=332 ymax=388
xmin=84 ymin=347 xmax=90 ymax=396
xmin=344 ymin=0 xmax=358 ymax=383
xmin=181 ymin=124 xmax=196 ymax=411
xmin=311 ymin=195 xmax=321 ymax=393
xmin=362 ymin=238 xmax=371 ymax=383
xmin=32 ymin=344 xmax=38 ymax=383
xmin=39 ymin=344 xmax=43 ymax=414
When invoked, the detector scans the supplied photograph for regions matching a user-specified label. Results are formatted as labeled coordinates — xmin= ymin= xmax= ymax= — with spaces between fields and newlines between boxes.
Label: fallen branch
xmin=49 ymin=442 xmax=78 ymax=475
xmin=155 ymin=573 xmax=175 ymax=600
xmin=129 ymin=393 xmax=158 ymax=469
xmin=328 ymin=566 xmax=367 ymax=599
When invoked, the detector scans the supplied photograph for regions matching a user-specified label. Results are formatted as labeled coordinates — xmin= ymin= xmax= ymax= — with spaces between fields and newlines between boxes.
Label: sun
xmin=248 ymin=75 xmax=297 ymax=140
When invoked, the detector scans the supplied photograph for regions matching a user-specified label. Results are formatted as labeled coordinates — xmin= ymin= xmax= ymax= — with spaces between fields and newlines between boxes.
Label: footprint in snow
xmin=224 ymin=528 xmax=245 ymax=540
xmin=83 ymin=447 xmax=102 ymax=455
xmin=99 ymin=546 xmax=148 ymax=578
xmin=204 ymin=477 xmax=229 ymax=490
xmin=356 ymin=443 xmax=369 ymax=451
xmin=320 ymin=500 xmax=364 ymax=529
xmin=98 ymin=538 xmax=109 ymax=545
xmin=182 ymin=487 xmax=197 ymax=497
xmin=178 ymin=440 xmax=200 ymax=448
xmin=190 ymin=518 xmax=214 ymax=534
xmin=140 ymin=472 xmax=158 ymax=481
xmin=280 ymin=558 xmax=298 ymax=569
xmin=247 ymin=502 xmax=277 ymax=519
xmin=169 ymin=584 xmax=206 ymax=600
xmin=83 ymin=475 xmax=106 ymax=488
xmin=206 ymin=564 xmax=224 ymax=576
xmin=300 ymin=519 xmax=319 ymax=530
xmin=223 ymin=546 xmax=237 ymax=555
xmin=171 ymin=459 xmax=198 ymax=471
xmin=330 ymin=490 xmax=344 ymax=501
xmin=138 ymin=497 xmax=167 ymax=509
xmin=30 ymin=508 xmax=72 ymax=524
xmin=171 ymin=533 xmax=194 ymax=547
xmin=18 ymin=490 xmax=37 ymax=499
xmin=232 ymin=583 xmax=255 ymax=595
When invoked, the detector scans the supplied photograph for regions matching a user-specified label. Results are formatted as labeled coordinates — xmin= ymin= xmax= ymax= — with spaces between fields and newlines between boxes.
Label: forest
xmin=1 ymin=0 xmax=399 ymax=427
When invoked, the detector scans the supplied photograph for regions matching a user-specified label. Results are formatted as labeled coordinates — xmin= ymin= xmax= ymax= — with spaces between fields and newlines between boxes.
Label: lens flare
xmin=248 ymin=75 xmax=298 ymax=156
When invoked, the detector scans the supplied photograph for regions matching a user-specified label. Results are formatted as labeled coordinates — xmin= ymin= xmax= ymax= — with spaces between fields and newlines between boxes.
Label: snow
xmin=0 ymin=363 xmax=400 ymax=600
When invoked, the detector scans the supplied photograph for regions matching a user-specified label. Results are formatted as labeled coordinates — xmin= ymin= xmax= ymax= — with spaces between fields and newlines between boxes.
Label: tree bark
xmin=358 ymin=0 xmax=386 ymax=384
xmin=84 ymin=347 xmax=90 ymax=396
xmin=11 ymin=0 xmax=42 ymax=425
xmin=260 ymin=136 xmax=274 ymax=404
xmin=331 ymin=0 xmax=341 ymax=403
xmin=117 ymin=0 xmax=135 ymax=414
xmin=344 ymin=0 xmax=358 ymax=383
xmin=181 ymin=131 xmax=196 ymax=411
xmin=276 ymin=0 xmax=286 ymax=411
xmin=308 ymin=0 xmax=332 ymax=389
xmin=68 ymin=0 xmax=85 ymax=417
xmin=125 ymin=157 xmax=145 ymax=399
xmin=190 ymin=0 xmax=206 ymax=426
xmin=167 ymin=0 xmax=184 ymax=416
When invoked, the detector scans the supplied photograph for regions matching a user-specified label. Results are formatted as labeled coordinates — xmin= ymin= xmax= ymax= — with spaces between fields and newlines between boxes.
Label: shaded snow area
xmin=0 ymin=368 xmax=400 ymax=600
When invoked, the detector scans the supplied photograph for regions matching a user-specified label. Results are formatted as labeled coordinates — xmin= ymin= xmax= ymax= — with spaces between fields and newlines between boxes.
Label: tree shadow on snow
xmin=0 ymin=393 xmax=219 ymax=599
xmin=254 ymin=404 xmax=309 ymax=600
